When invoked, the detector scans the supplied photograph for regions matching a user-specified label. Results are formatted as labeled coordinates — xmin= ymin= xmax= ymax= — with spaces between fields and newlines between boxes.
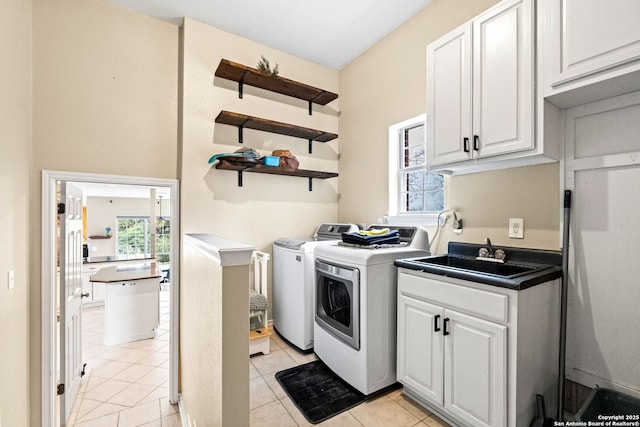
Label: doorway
xmin=42 ymin=170 xmax=180 ymax=427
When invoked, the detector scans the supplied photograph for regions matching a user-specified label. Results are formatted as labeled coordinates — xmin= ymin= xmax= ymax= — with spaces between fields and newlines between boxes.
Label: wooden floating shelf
xmin=214 ymin=59 xmax=338 ymax=114
xmin=216 ymin=158 xmax=338 ymax=191
xmin=88 ymin=235 xmax=112 ymax=240
xmin=215 ymin=110 xmax=337 ymax=153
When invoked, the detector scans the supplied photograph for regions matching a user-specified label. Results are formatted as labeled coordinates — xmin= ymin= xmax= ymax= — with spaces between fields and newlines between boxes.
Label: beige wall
xmin=31 ymin=0 xmax=179 ymax=423
xmin=0 ymin=0 xmax=32 ymax=425
xmin=85 ymin=196 xmax=170 ymax=257
xmin=180 ymin=17 xmax=340 ymax=305
xmin=338 ymin=0 xmax=561 ymax=252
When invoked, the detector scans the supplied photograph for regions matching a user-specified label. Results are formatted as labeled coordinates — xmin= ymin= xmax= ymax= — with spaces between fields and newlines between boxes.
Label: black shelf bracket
xmin=237 ymin=171 xmax=243 ymax=187
xmin=308 ymin=177 xmax=313 ymax=192
xmin=238 ymin=70 xmax=249 ymax=99
xmin=238 ymin=118 xmax=250 ymax=144
xmin=309 ymin=93 xmax=324 ymax=115
xmin=308 ymin=139 xmax=313 ymax=154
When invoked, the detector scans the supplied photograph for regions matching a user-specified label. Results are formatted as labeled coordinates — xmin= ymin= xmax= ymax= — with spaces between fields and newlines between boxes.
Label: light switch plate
xmin=509 ymin=218 xmax=524 ymax=239
xmin=8 ymin=270 xmax=15 ymax=290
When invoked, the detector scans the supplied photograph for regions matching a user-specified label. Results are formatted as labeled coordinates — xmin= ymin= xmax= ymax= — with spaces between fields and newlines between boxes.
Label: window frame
xmin=387 ymin=114 xmax=445 ymax=226
xmin=116 ymin=215 xmax=171 ymax=262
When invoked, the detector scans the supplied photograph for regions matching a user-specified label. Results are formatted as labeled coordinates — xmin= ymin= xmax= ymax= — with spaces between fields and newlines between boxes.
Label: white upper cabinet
xmin=540 ymin=0 xmax=640 ymax=107
xmin=427 ymin=0 xmax=545 ymax=174
xmin=472 ymin=0 xmax=534 ymax=158
xmin=427 ymin=23 xmax=473 ymax=166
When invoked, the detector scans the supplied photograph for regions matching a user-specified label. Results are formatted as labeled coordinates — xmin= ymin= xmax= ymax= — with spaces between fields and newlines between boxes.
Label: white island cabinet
xmin=90 ymin=263 xmax=161 ymax=346
xmin=396 ymin=268 xmax=560 ymax=427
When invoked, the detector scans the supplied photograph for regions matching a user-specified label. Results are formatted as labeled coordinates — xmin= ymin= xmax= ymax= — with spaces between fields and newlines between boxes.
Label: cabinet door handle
xmin=434 ymin=314 xmax=441 ymax=332
xmin=443 ymin=318 xmax=450 ymax=336
xmin=463 ymin=137 xmax=470 ymax=153
xmin=81 ymin=292 xmax=90 ymax=298
xmin=473 ymin=135 xmax=480 ymax=151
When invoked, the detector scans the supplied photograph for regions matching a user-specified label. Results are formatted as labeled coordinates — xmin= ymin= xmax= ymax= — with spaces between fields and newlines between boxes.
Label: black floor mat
xmin=275 ymin=360 xmax=365 ymax=424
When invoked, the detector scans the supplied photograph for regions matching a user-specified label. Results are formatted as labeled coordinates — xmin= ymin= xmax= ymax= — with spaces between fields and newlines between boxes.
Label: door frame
xmin=41 ymin=170 xmax=180 ymax=426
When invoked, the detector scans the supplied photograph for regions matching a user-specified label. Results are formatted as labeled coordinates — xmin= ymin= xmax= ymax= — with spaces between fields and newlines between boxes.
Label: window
xmin=117 ymin=216 xmax=171 ymax=263
xmin=388 ymin=114 xmax=444 ymax=223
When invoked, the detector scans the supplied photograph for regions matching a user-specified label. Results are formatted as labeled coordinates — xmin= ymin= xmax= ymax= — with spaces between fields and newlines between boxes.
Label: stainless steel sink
xmin=403 ymin=255 xmax=546 ymax=278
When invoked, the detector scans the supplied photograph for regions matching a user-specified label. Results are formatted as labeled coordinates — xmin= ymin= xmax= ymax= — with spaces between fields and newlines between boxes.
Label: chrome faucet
xmin=479 ymin=237 xmax=506 ymax=261
xmin=485 ymin=238 xmax=495 ymax=257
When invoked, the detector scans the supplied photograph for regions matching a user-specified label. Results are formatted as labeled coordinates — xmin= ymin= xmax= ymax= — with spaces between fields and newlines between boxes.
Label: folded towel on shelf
xmin=341 ymin=229 xmax=400 ymax=246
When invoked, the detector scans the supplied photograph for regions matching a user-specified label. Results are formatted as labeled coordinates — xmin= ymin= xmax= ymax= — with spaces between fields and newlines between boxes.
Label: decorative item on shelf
xmin=207 ymin=147 xmax=260 ymax=165
xmin=105 ymin=227 xmax=112 ymax=237
xmin=257 ymin=55 xmax=279 ymax=76
xmin=262 ymin=156 xmax=280 ymax=167
xmin=272 ymin=149 xmax=299 ymax=171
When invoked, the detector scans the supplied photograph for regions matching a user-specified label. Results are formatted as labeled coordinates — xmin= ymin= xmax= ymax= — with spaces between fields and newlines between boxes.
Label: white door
xmin=59 ymin=182 xmax=84 ymax=425
xmin=427 ymin=23 xmax=473 ymax=167
xmin=443 ymin=309 xmax=507 ymax=427
xmin=473 ymin=0 xmax=534 ymax=158
xmin=397 ymin=294 xmax=444 ymax=404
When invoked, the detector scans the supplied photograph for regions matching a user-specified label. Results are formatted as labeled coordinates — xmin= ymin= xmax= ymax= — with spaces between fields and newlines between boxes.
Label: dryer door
xmin=315 ymin=259 xmax=360 ymax=350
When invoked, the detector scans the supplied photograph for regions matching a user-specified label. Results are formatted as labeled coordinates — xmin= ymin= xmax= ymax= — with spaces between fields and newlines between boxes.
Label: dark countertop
xmin=90 ymin=262 xmax=161 ymax=283
xmin=83 ymin=255 xmax=156 ymax=264
xmin=395 ymin=242 xmax=563 ymax=290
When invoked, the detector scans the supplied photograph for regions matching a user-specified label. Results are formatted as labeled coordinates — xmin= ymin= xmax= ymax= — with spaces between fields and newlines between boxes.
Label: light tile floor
xmin=249 ymin=332 xmax=453 ymax=427
xmin=67 ymin=290 xmax=180 ymax=427
xmin=68 ymin=290 xmax=451 ymax=426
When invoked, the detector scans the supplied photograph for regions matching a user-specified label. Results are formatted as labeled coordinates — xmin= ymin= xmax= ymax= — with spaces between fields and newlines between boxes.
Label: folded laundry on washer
xmin=341 ymin=229 xmax=400 ymax=246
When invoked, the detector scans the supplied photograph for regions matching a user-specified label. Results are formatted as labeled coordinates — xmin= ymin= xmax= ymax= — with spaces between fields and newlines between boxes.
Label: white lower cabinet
xmin=444 ymin=310 xmax=506 ymax=427
xmin=81 ymin=263 xmax=108 ymax=306
xmin=397 ymin=269 xmax=559 ymax=427
xmin=398 ymin=294 xmax=506 ymax=427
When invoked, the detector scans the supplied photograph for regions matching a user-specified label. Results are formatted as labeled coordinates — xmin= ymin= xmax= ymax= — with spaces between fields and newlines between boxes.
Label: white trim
xmin=388 ymin=114 xmax=426 ymax=216
xmin=41 ymin=170 xmax=181 ymax=427
xmin=381 ymin=213 xmax=442 ymax=227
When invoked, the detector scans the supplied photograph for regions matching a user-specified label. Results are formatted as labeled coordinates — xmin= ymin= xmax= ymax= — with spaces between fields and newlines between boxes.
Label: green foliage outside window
xmin=117 ymin=216 xmax=170 ymax=262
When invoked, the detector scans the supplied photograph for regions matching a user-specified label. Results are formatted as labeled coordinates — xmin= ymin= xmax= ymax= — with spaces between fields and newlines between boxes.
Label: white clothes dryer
xmin=273 ymin=223 xmax=359 ymax=351
xmin=314 ymin=226 xmax=430 ymax=395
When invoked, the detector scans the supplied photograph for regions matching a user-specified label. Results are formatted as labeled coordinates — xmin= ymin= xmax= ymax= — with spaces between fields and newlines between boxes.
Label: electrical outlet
xmin=509 ymin=218 xmax=524 ymax=239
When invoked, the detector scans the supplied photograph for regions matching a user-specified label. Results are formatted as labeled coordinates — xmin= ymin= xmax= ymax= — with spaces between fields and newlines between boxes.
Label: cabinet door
xmin=92 ymin=282 xmax=106 ymax=302
xmin=443 ymin=309 xmax=507 ymax=427
xmin=549 ymin=0 xmax=640 ymax=87
xmin=473 ymin=0 xmax=534 ymax=158
xmin=427 ymin=23 xmax=473 ymax=167
xmin=397 ymin=294 xmax=444 ymax=405
xmin=81 ymin=272 xmax=93 ymax=303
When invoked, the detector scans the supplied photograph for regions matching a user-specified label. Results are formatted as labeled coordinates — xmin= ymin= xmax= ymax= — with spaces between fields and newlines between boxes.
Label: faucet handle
xmin=494 ymin=249 xmax=506 ymax=261
xmin=478 ymin=247 xmax=489 ymax=258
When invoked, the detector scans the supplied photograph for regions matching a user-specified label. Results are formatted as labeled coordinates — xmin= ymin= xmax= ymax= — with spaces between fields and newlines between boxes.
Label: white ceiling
xmin=104 ymin=0 xmax=433 ymax=69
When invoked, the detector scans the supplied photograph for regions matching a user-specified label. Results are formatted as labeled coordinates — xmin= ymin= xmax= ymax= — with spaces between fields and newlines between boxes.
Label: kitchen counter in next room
xmin=91 ymin=262 xmax=161 ymax=346
xmin=90 ymin=262 xmax=161 ymax=283
xmin=83 ymin=255 xmax=156 ymax=264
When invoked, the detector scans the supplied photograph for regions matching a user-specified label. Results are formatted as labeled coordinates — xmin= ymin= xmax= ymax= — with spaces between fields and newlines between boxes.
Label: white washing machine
xmin=314 ymin=226 xmax=430 ymax=395
xmin=273 ymin=223 xmax=359 ymax=351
